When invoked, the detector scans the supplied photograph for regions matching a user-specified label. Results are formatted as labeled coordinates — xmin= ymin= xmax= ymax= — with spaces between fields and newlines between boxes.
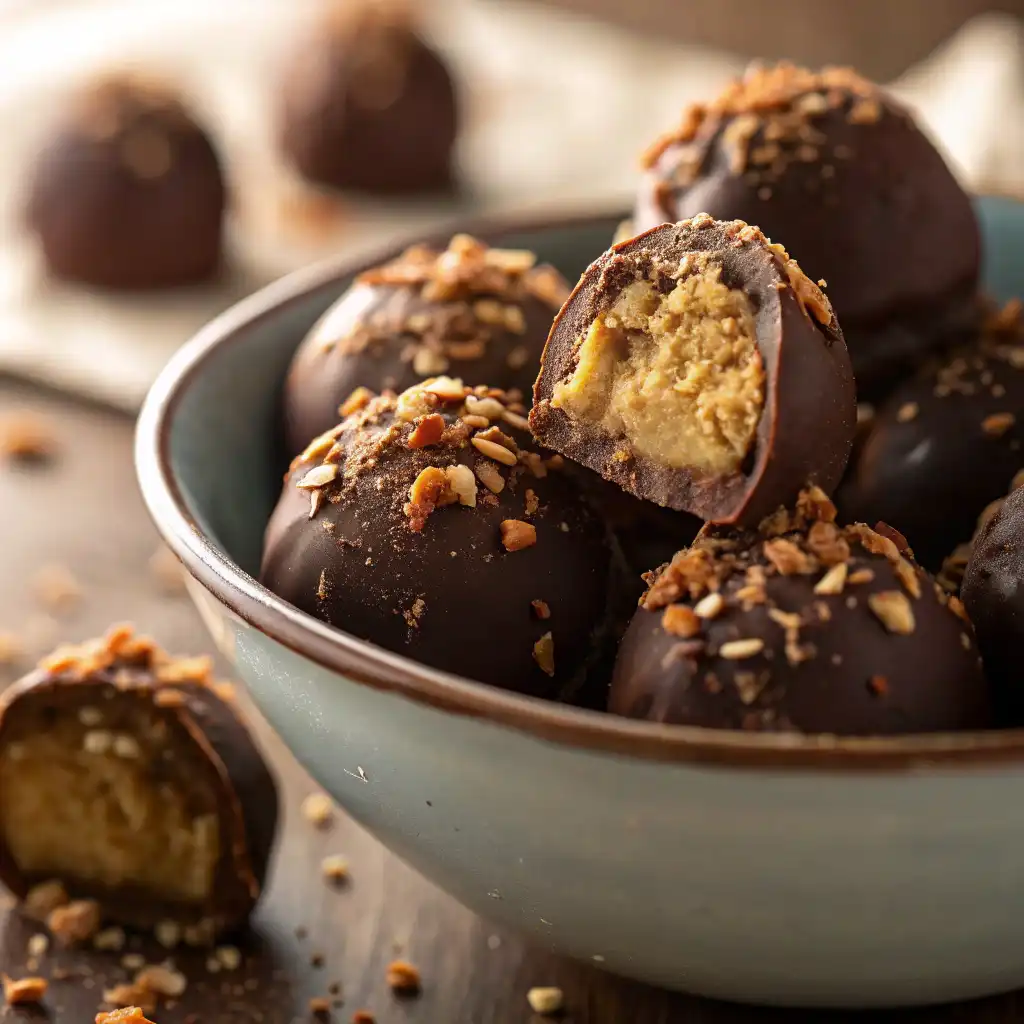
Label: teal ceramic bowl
xmin=137 ymin=197 xmax=1024 ymax=1009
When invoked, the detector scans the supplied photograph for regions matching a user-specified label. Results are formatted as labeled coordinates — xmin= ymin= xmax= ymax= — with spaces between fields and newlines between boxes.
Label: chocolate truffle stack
xmin=634 ymin=62 xmax=981 ymax=394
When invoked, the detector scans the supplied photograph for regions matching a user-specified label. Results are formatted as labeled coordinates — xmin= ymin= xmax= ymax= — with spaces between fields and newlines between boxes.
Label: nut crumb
xmin=0 ymin=411 xmax=56 ymax=462
xmin=500 ymin=520 xmax=537 ymax=552
xmin=982 ymin=412 xmax=1016 ymax=437
xmin=322 ymin=855 xmax=349 ymax=883
xmin=533 ymin=632 xmax=555 ymax=676
xmin=718 ymin=638 xmax=765 ymax=660
xmin=661 ymin=604 xmax=701 ymax=638
xmin=407 ymin=414 xmax=445 ymax=449
xmin=527 ymin=986 xmax=564 ymax=1015
xmin=96 ymin=1009 xmax=156 ymax=1024
xmin=531 ymin=599 xmax=551 ymax=620
xmin=896 ymin=402 xmax=919 ymax=423
xmin=386 ymin=960 xmax=421 ymax=995
xmin=3 ymin=974 xmax=47 ymax=1005
xmin=868 ymin=674 xmax=889 ymax=696
xmin=351 ymin=1012 xmax=376 ymax=1024
xmin=47 ymin=898 xmax=101 ymax=945
xmin=867 ymin=591 xmax=915 ymax=635
xmin=813 ymin=562 xmax=847 ymax=595
xmin=302 ymin=793 xmax=335 ymax=829
xmin=216 ymin=946 xmax=241 ymax=971
xmin=94 ymin=926 xmax=126 ymax=951
xmin=339 ymin=387 xmax=374 ymax=418
xmin=309 ymin=996 xmax=331 ymax=1018
xmin=26 ymin=933 xmax=48 ymax=958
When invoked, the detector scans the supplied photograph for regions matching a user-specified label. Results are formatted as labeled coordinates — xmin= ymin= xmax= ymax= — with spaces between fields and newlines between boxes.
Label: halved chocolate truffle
xmin=635 ymin=63 xmax=980 ymax=391
xmin=284 ymin=234 xmax=569 ymax=455
xmin=530 ymin=215 xmax=855 ymax=526
xmin=278 ymin=1 xmax=459 ymax=195
xmin=25 ymin=75 xmax=226 ymax=290
xmin=963 ymin=485 xmax=1024 ymax=724
xmin=839 ymin=301 xmax=1024 ymax=573
xmin=264 ymin=379 xmax=623 ymax=698
xmin=0 ymin=627 xmax=278 ymax=937
xmin=609 ymin=489 xmax=990 ymax=734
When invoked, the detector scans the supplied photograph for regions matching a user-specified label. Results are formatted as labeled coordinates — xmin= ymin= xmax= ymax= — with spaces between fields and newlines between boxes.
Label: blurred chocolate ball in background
xmin=25 ymin=75 xmax=226 ymax=290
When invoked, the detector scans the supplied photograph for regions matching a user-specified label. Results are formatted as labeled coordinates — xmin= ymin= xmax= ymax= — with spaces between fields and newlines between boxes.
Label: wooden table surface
xmin=2 ymin=375 xmax=1023 ymax=1024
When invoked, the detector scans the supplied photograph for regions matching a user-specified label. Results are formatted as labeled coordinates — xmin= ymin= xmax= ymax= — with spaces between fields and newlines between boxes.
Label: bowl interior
xmin=168 ymin=213 xmax=623 ymax=576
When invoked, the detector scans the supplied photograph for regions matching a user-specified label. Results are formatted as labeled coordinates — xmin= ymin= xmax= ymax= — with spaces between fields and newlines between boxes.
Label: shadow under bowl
xmin=137 ymin=197 xmax=1024 ymax=1009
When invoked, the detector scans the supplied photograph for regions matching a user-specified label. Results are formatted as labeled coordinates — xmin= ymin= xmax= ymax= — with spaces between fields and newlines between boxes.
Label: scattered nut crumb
xmin=867 ymin=591 xmax=915 ymax=635
xmin=661 ymin=604 xmax=701 ymax=638
xmin=500 ymin=519 xmax=537 ymax=552
xmin=530 ymin=599 xmax=551 ymax=620
xmin=309 ymin=996 xmax=331 ymax=1018
xmin=121 ymin=954 xmax=146 ymax=971
xmin=322 ymin=855 xmax=349 ymax=883
xmin=532 ymin=632 xmax=555 ymax=676
xmin=23 ymin=879 xmax=68 ymax=921
xmin=0 ymin=411 xmax=56 ymax=462
xmin=215 ymin=946 xmax=241 ymax=971
xmin=868 ymin=674 xmax=889 ymax=696
xmin=154 ymin=920 xmax=181 ymax=949
xmin=351 ymin=1012 xmax=375 ymax=1024
xmin=95 ymin=1009 xmax=156 ymax=1024
xmin=93 ymin=926 xmax=126 ymax=951
xmin=896 ymin=402 xmax=919 ymax=423
xmin=26 ymin=933 xmax=48 ymax=958
xmin=3 ymin=974 xmax=47 ymax=1005
xmin=302 ymin=793 xmax=335 ymax=829
xmin=47 ymin=898 xmax=101 ymax=945
xmin=135 ymin=964 xmax=187 ymax=998
xmin=718 ymin=638 xmax=765 ymax=660
xmin=527 ymin=986 xmax=564 ymax=1015
xmin=32 ymin=563 xmax=82 ymax=610
xmin=982 ymin=412 xmax=1016 ymax=437
xmin=385 ymin=960 xmax=421 ymax=995
xmin=339 ymin=387 xmax=374 ymax=418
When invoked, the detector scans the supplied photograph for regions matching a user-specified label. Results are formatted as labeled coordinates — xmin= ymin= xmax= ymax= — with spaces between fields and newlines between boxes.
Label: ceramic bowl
xmin=137 ymin=196 xmax=1024 ymax=1010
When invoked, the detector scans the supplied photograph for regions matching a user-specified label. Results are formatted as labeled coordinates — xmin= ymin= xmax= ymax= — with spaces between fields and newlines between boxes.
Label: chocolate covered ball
xmin=263 ymin=378 xmax=623 ymax=699
xmin=609 ymin=488 xmax=990 ymax=734
xmin=284 ymin=234 xmax=568 ymax=455
xmin=278 ymin=2 xmax=459 ymax=195
xmin=25 ymin=76 xmax=226 ymax=290
xmin=635 ymin=63 xmax=980 ymax=391
xmin=963 ymin=485 xmax=1024 ymax=724
xmin=0 ymin=626 xmax=278 ymax=937
xmin=530 ymin=214 xmax=856 ymax=526
xmin=840 ymin=300 xmax=1024 ymax=573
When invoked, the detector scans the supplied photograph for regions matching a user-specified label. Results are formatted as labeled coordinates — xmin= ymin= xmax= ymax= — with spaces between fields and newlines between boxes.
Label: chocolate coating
xmin=278 ymin=3 xmax=458 ymax=195
xmin=609 ymin=489 xmax=990 ymax=734
xmin=26 ymin=76 xmax=226 ymax=290
xmin=530 ymin=215 xmax=856 ymax=526
xmin=263 ymin=379 xmax=623 ymax=699
xmin=284 ymin=234 xmax=568 ymax=456
xmin=839 ymin=301 xmax=1024 ymax=573
xmin=963 ymin=485 xmax=1024 ymax=724
xmin=635 ymin=64 xmax=980 ymax=391
xmin=0 ymin=627 xmax=278 ymax=936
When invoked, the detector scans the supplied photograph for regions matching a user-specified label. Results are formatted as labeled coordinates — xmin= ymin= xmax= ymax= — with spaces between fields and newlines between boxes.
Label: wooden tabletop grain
xmin=1 ymin=375 xmax=1023 ymax=1024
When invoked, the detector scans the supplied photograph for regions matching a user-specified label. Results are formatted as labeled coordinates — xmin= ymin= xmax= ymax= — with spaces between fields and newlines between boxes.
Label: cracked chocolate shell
xmin=0 ymin=627 xmax=278 ymax=937
xmin=263 ymin=378 xmax=624 ymax=699
xmin=25 ymin=75 xmax=226 ymax=290
xmin=530 ymin=215 xmax=856 ymax=526
xmin=283 ymin=234 xmax=569 ymax=456
xmin=609 ymin=489 xmax=991 ymax=735
xmin=634 ymin=63 xmax=980 ymax=392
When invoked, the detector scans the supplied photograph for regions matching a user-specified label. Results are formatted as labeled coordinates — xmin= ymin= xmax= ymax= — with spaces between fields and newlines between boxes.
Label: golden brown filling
xmin=552 ymin=264 xmax=764 ymax=474
xmin=0 ymin=715 xmax=219 ymax=905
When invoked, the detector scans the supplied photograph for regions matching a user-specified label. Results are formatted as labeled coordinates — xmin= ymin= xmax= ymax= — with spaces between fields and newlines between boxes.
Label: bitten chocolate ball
xmin=530 ymin=215 xmax=856 ymax=526
xmin=609 ymin=489 xmax=990 ymax=734
xmin=278 ymin=2 xmax=459 ymax=195
xmin=963 ymin=485 xmax=1024 ymax=724
xmin=25 ymin=76 xmax=226 ymax=290
xmin=263 ymin=378 xmax=623 ymax=698
xmin=840 ymin=301 xmax=1024 ymax=573
xmin=0 ymin=627 xmax=278 ymax=938
xmin=284 ymin=234 xmax=568 ymax=455
xmin=635 ymin=63 xmax=980 ymax=391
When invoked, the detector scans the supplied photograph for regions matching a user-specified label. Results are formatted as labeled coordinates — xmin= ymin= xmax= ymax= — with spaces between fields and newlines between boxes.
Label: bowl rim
xmin=136 ymin=200 xmax=1024 ymax=773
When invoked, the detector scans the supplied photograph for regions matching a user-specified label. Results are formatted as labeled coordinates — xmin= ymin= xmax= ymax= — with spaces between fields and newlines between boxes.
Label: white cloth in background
xmin=0 ymin=0 xmax=1019 ymax=411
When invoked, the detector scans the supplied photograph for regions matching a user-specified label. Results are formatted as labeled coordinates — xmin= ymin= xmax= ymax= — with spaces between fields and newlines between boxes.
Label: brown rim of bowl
xmin=137 ymin=201 xmax=1024 ymax=773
